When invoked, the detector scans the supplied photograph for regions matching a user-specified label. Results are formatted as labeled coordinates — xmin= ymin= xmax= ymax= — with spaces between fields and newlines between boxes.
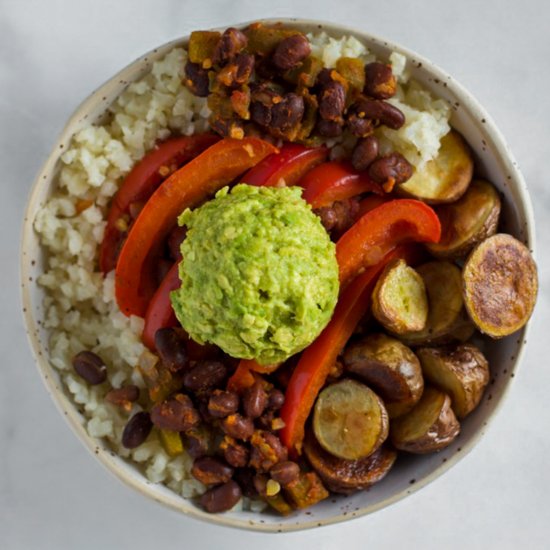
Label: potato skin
xmin=427 ymin=179 xmax=501 ymax=259
xmin=371 ymin=259 xmax=428 ymax=334
xmin=397 ymin=131 xmax=473 ymax=204
xmin=463 ymin=233 xmax=538 ymax=338
xmin=390 ymin=387 xmax=460 ymax=454
xmin=417 ymin=344 xmax=490 ymax=418
xmin=399 ymin=261 xmax=471 ymax=346
xmin=303 ymin=431 xmax=397 ymax=494
xmin=343 ymin=333 xmax=424 ymax=418
xmin=313 ymin=379 xmax=389 ymax=460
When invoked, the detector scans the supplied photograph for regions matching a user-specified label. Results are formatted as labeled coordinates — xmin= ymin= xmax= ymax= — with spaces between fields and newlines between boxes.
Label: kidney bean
xmin=242 ymin=381 xmax=268 ymax=419
xmin=192 ymin=456 xmax=234 ymax=485
xmin=272 ymin=34 xmax=311 ymax=71
xmin=183 ymin=361 xmax=227 ymax=393
xmin=185 ymin=427 xmax=211 ymax=459
xmin=351 ymin=135 xmax=379 ymax=172
xmin=154 ymin=328 xmax=189 ymax=373
xmin=213 ymin=27 xmax=248 ymax=65
xmin=346 ymin=113 xmax=374 ymax=138
xmin=249 ymin=430 xmax=288 ymax=472
xmin=319 ymin=81 xmax=346 ymax=122
xmin=368 ymin=152 xmax=413 ymax=191
xmin=150 ymin=394 xmax=200 ymax=432
xmin=184 ymin=61 xmax=210 ymax=97
xmin=220 ymin=435 xmax=250 ymax=468
xmin=72 ymin=351 xmax=107 ymax=385
xmin=315 ymin=119 xmax=343 ymax=138
xmin=233 ymin=467 xmax=258 ymax=498
xmin=207 ymin=390 xmax=239 ymax=418
xmin=351 ymin=97 xmax=405 ymax=130
xmin=221 ymin=414 xmax=255 ymax=441
xmin=122 ymin=411 xmax=153 ymax=449
xmin=105 ymin=385 xmax=140 ymax=411
xmin=167 ymin=225 xmax=187 ymax=261
xmin=200 ymin=480 xmax=242 ymax=513
xmin=270 ymin=461 xmax=300 ymax=486
xmin=216 ymin=53 xmax=255 ymax=88
xmin=267 ymin=389 xmax=285 ymax=411
xmin=270 ymin=93 xmax=304 ymax=131
xmin=315 ymin=68 xmax=334 ymax=87
xmin=364 ymin=62 xmax=397 ymax=99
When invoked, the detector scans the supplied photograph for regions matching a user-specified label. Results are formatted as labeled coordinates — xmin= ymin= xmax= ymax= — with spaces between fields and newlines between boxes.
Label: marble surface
xmin=2 ymin=0 xmax=549 ymax=548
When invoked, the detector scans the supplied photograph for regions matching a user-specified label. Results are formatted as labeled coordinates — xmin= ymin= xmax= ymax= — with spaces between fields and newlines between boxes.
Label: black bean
xmin=183 ymin=61 xmax=210 ymax=97
xmin=267 ymin=389 xmax=285 ymax=411
xmin=319 ymin=81 xmax=346 ymax=122
xmin=364 ymin=62 xmax=397 ymax=99
xmin=368 ymin=153 xmax=413 ymax=188
xmin=183 ymin=361 xmax=228 ymax=393
xmin=270 ymin=93 xmax=304 ymax=131
xmin=242 ymin=382 xmax=268 ymax=419
xmin=185 ymin=427 xmax=211 ymax=459
xmin=150 ymin=394 xmax=200 ymax=432
xmin=315 ymin=119 xmax=343 ymax=137
xmin=220 ymin=414 xmax=255 ymax=441
xmin=212 ymin=27 xmax=247 ymax=65
xmin=207 ymin=390 xmax=239 ymax=418
xmin=200 ymin=480 xmax=242 ymax=513
xmin=122 ymin=411 xmax=152 ymax=449
xmin=249 ymin=430 xmax=287 ymax=472
xmin=270 ymin=461 xmax=300 ymax=486
xmin=220 ymin=436 xmax=250 ymax=468
xmin=272 ymin=34 xmax=311 ymax=71
xmin=72 ymin=351 xmax=107 ymax=385
xmin=191 ymin=456 xmax=234 ymax=485
xmin=351 ymin=135 xmax=379 ymax=172
xmin=154 ymin=328 xmax=188 ymax=373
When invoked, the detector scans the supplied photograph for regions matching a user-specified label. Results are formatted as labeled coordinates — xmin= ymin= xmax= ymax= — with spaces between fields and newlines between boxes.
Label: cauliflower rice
xmin=34 ymin=32 xmax=451 ymax=505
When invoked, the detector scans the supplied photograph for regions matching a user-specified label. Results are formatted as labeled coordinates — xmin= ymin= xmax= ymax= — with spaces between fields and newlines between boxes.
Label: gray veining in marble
xmin=1 ymin=0 xmax=549 ymax=548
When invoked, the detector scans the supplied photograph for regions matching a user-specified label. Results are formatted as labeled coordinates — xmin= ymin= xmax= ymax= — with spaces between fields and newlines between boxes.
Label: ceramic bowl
xmin=20 ymin=18 xmax=535 ymax=532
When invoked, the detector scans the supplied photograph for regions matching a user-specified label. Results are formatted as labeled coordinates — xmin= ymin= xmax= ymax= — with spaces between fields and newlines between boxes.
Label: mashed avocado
xmin=170 ymin=184 xmax=339 ymax=365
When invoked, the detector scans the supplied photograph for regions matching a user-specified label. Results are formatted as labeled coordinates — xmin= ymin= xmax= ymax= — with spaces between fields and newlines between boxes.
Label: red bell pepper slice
xmin=142 ymin=262 xmax=180 ymax=350
xmin=336 ymin=199 xmax=441 ymax=289
xmin=99 ymin=134 xmax=219 ymax=274
xmin=299 ymin=161 xmax=383 ymax=208
xmin=279 ymin=245 xmax=422 ymax=456
xmin=241 ymin=143 xmax=328 ymax=187
xmin=115 ymin=137 xmax=278 ymax=317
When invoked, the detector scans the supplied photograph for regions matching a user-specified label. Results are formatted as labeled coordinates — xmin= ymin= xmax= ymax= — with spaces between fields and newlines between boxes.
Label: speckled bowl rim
xmin=20 ymin=17 xmax=536 ymax=532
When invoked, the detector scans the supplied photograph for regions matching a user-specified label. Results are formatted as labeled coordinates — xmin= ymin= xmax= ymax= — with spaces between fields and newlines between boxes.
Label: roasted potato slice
xmin=427 ymin=179 xmax=501 ymax=259
xmin=398 ymin=130 xmax=473 ymax=204
xmin=400 ymin=261 xmax=474 ymax=346
xmin=390 ymin=386 xmax=460 ymax=453
xmin=371 ymin=259 xmax=428 ymax=334
xmin=303 ymin=431 xmax=397 ymax=494
xmin=313 ymin=379 xmax=389 ymax=460
xmin=343 ymin=333 xmax=424 ymax=418
xmin=463 ymin=233 xmax=538 ymax=337
xmin=417 ymin=344 xmax=490 ymax=418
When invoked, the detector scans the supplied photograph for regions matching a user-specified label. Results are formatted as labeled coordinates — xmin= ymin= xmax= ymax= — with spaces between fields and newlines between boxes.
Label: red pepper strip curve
xmin=336 ymin=199 xmax=441 ymax=290
xmin=100 ymin=134 xmax=219 ymax=274
xmin=142 ymin=262 xmax=180 ymax=350
xmin=115 ymin=137 xmax=278 ymax=318
xmin=299 ymin=161 xmax=383 ymax=209
xmin=241 ymin=143 xmax=328 ymax=188
xmin=279 ymin=245 xmax=422 ymax=456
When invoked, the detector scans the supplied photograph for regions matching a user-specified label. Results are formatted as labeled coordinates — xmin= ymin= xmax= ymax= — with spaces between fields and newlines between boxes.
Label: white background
xmin=2 ymin=0 xmax=549 ymax=548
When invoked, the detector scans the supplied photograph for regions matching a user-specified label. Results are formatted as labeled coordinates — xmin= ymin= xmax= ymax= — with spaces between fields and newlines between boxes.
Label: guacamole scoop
xmin=170 ymin=184 xmax=339 ymax=365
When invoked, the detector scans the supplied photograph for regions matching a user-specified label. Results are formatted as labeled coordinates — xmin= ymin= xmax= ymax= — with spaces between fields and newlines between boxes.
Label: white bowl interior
xmin=20 ymin=19 xmax=535 ymax=532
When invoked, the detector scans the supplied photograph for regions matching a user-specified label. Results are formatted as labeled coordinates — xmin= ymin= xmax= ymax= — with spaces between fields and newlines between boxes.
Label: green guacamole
xmin=170 ymin=184 xmax=339 ymax=365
